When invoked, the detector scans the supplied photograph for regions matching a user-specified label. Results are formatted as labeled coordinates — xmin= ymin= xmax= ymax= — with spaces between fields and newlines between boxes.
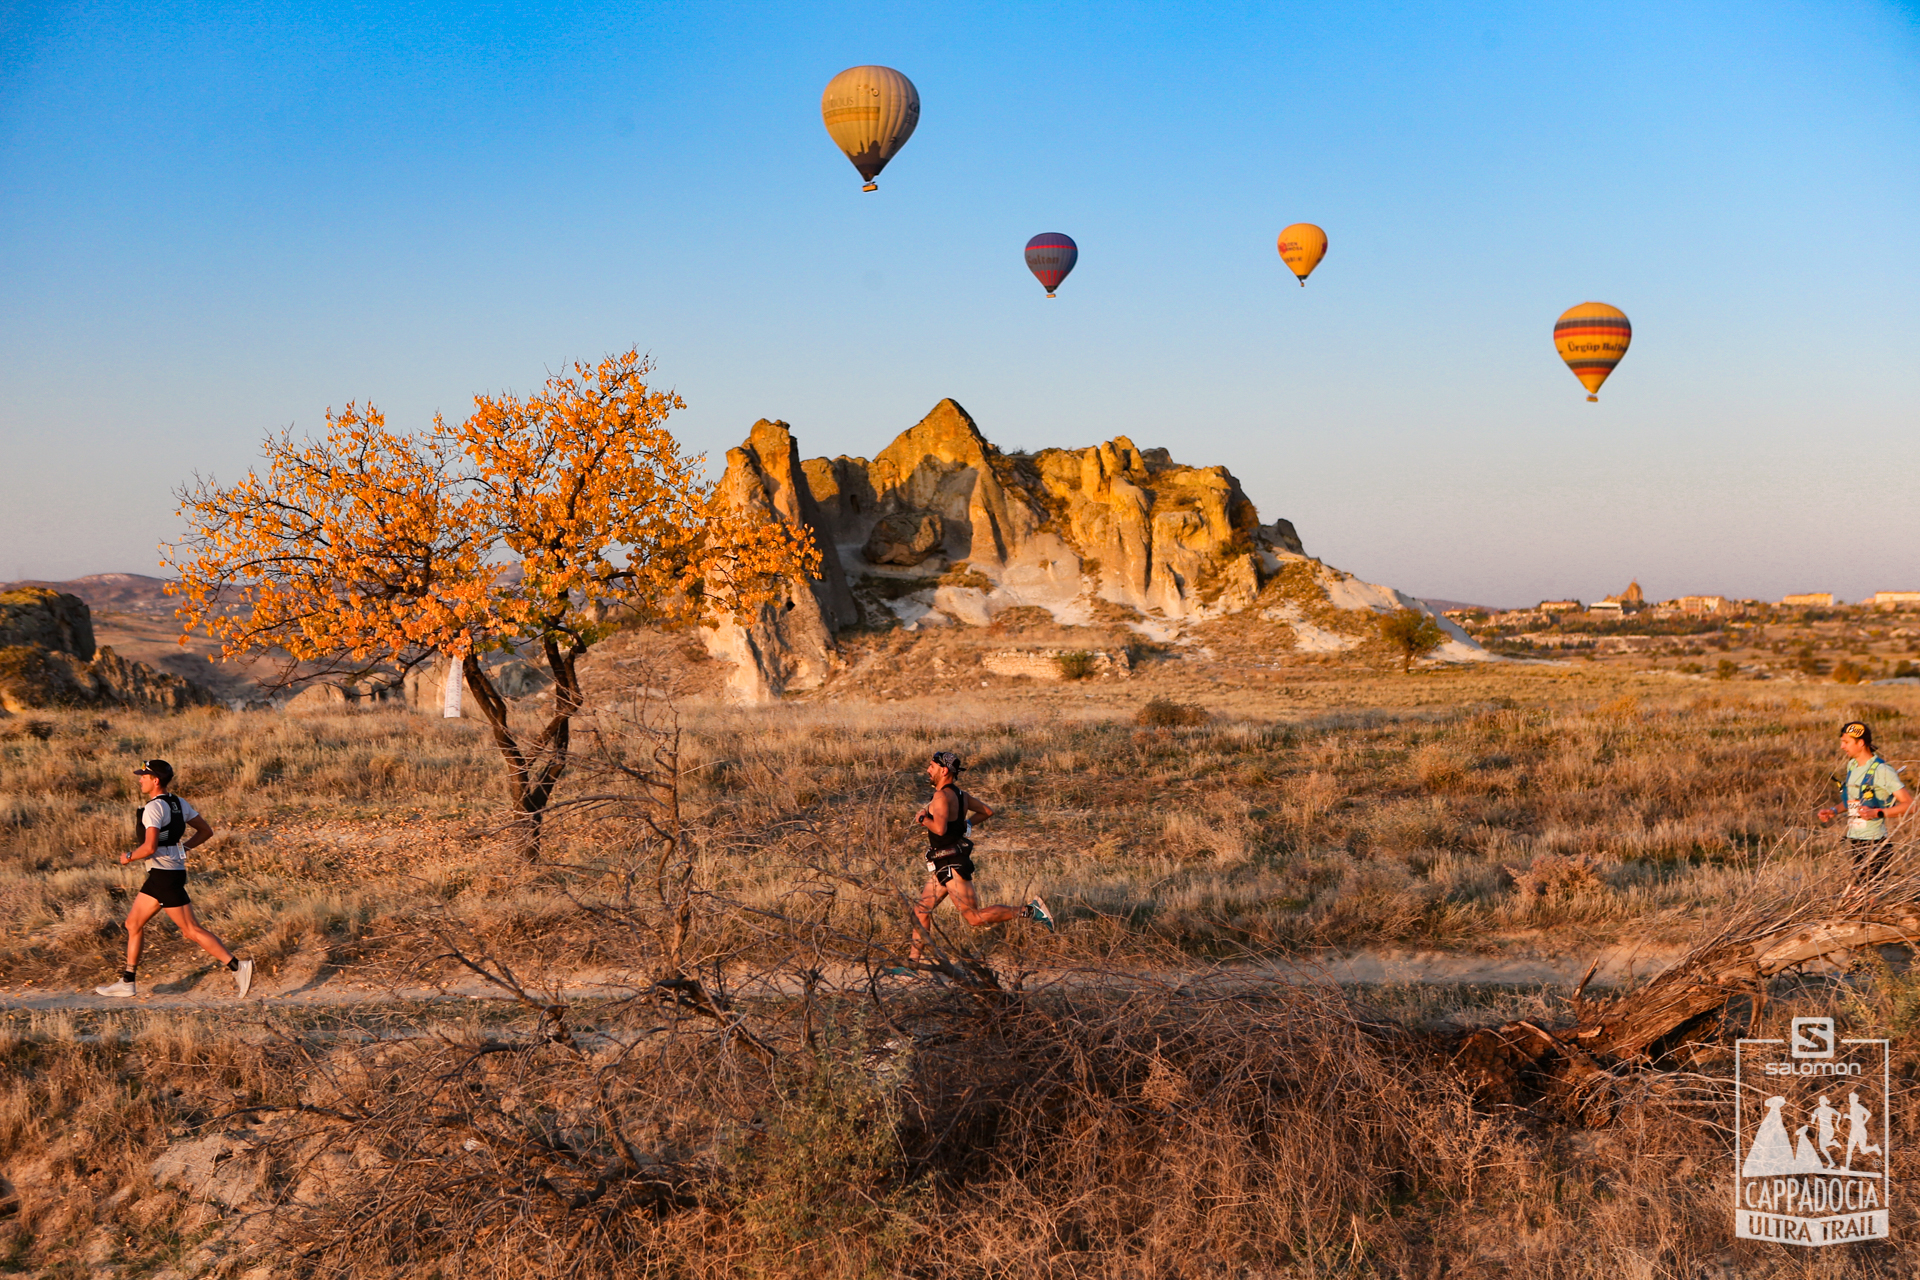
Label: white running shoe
xmin=233 ymin=959 xmax=254 ymax=998
xmin=1025 ymin=896 xmax=1056 ymax=932
xmin=94 ymin=979 xmax=136 ymax=998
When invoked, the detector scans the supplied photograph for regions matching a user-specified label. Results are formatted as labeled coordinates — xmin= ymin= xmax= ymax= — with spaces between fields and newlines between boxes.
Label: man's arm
xmin=964 ymin=794 xmax=994 ymax=823
xmin=918 ymin=788 xmax=956 ymax=836
xmin=183 ymin=815 xmax=214 ymax=851
xmin=1864 ymin=785 xmax=1914 ymax=824
xmin=121 ymin=824 xmax=159 ymax=866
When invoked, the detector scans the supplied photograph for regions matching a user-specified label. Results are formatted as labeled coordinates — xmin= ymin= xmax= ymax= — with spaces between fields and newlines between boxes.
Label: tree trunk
xmin=1453 ymin=904 xmax=1920 ymax=1123
xmin=462 ymin=639 xmax=587 ymax=863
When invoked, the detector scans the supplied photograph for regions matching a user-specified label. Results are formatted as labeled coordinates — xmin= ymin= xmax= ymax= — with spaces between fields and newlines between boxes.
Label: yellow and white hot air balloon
xmin=821 ymin=66 xmax=920 ymax=192
xmin=1553 ymin=303 xmax=1632 ymax=401
xmin=1277 ymin=223 xmax=1327 ymax=286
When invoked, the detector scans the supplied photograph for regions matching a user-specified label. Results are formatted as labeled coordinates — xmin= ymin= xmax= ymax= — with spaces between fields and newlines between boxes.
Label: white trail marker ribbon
xmin=442 ymin=654 xmax=464 ymax=718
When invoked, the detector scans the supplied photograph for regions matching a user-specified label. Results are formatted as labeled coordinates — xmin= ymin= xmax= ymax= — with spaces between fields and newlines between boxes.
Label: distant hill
xmin=1419 ymin=598 xmax=1508 ymax=615
xmin=0 ymin=573 xmax=178 ymax=618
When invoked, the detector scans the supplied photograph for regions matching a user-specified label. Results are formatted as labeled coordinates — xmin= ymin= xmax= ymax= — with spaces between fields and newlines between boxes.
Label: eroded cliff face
xmin=0 ymin=589 xmax=95 ymax=660
xmin=704 ymin=398 xmax=1468 ymax=701
xmin=0 ymin=645 xmax=218 ymax=713
xmin=795 ymin=399 xmax=1303 ymax=627
xmin=700 ymin=419 xmax=858 ymax=702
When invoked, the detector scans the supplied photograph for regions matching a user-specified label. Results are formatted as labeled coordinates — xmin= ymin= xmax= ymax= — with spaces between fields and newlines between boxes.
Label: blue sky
xmin=2 ymin=0 xmax=1916 ymax=606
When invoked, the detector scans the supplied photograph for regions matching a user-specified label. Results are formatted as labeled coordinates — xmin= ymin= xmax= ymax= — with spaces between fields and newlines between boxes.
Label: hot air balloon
xmin=1025 ymin=233 xmax=1078 ymax=297
xmin=1277 ymin=223 xmax=1326 ymax=286
xmin=820 ymin=66 xmax=919 ymax=192
xmin=1554 ymin=303 xmax=1632 ymax=401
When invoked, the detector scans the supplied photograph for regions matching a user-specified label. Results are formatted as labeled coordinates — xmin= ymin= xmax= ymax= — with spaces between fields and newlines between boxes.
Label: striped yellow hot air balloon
xmin=1554 ymin=303 xmax=1631 ymax=401
xmin=1277 ymin=223 xmax=1327 ymax=286
xmin=821 ymin=66 xmax=920 ymax=192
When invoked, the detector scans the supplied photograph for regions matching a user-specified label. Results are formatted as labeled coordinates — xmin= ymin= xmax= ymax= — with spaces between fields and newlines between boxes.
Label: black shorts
xmin=138 ymin=869 xmax=191 ymax=908
xmin=927 ymin=854 xmax=975 ymax=885
xmin=1849 ymin=838 xmax=1894 ymax=879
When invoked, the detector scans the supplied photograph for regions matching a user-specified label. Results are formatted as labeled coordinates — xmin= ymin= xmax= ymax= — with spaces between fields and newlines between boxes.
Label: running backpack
xmin=135 ymin=794 xmax=187 ymax=847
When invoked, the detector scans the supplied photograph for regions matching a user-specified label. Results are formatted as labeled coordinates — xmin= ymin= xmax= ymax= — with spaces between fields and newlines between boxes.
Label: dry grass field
xmin=2 ymin=634 xmax=1917 ymax=1277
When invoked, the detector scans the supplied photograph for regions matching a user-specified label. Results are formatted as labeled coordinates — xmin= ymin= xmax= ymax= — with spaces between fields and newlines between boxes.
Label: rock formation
xmin=703 ymin=398 xmax=1483 ymax=700
xmin=0 ymin=587 xmax=220 ymax=712
xmin=701 ymin=419 xmax=859 ymax=702
xmin=0 ymin=588 xmax=95 ymax=660
xmin=0 ymin=645 xmax=218 ymax=713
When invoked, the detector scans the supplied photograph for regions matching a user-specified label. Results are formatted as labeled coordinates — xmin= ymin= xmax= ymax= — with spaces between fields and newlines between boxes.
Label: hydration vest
xmin=1845 ymin=758 xmax=1891 ymax=809
xmin=135 ymin=794 xmax=187 ymax=847
xmin=927 ymin=784 xmax=972 ymax=853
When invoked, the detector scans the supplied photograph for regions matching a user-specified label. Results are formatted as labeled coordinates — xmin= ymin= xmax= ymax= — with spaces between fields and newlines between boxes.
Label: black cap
xmin=134 ymin=759 xmax=174 ymax=784
xmin=930 ymin=750 xmax=964 ymax=774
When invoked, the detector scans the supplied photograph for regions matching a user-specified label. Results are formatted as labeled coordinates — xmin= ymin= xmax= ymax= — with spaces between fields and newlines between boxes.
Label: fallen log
xmin=1453 ymin=872 xmax=1920 ymax=1123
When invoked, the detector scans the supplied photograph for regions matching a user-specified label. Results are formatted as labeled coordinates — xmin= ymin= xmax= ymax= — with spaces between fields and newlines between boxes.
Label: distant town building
xmin=1677 ymin=595 xmax=1727 ymax=614
xmin=1869 ymin=591 xmax=1920 ymax=609
xmin=1781 ymin=592 xmax=1836 ymax=607
xmin=1539 ymin=599 xmax=1583 ymax=613
xmin=1588 ymin=599 xmax=1625 ymax=615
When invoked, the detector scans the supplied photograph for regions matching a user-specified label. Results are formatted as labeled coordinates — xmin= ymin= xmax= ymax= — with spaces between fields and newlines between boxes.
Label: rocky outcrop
xmin=864 ymin=510 xmax=944 ymax=566
xmin=0 ymin=644 xmax=219 ymax=712
xmin=705 ymin=399 xmax=1481 ymax=701
xmin=796 ymin=399 xmax=1304 ymax=627
xmin=700 ymin=420 xmax=858 ymax=701
xmin=0 ymin=589 xmax=95 ymax=660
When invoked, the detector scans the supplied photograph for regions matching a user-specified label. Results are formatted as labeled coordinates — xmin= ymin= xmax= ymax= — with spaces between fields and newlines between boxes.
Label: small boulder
xmin=864 ymin=510 xmax=945 ymax=566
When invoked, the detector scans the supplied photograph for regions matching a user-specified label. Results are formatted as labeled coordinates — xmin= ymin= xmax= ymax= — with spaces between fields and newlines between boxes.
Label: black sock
xmin=226 ymin=958 xmax=240 ymax=972
xmin=122 ymin=970 xmax=136 ymax=984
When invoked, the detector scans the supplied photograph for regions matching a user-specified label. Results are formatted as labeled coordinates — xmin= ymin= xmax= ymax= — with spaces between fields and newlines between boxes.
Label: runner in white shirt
xmin=93 ymin=759 xmax=252 ymax=998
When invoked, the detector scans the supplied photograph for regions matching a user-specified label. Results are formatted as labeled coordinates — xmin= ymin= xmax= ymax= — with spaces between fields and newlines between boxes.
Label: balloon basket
xmin=1587 ymin=395 xmax=1598 ymax=402
xmin=1046 ymin=292 xmax=1056 ymax=298
xmin=862 ymin=182 xmax=878 ymax=192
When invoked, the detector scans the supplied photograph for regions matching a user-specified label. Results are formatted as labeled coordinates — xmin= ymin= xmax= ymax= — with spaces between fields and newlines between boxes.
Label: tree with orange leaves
xmin=166 ymin=350 xmax=817 ymax=856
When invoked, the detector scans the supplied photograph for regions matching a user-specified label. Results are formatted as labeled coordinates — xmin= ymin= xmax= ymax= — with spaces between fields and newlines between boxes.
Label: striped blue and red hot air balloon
xmin=1024 ymin=233 xmax=1078 ymax=297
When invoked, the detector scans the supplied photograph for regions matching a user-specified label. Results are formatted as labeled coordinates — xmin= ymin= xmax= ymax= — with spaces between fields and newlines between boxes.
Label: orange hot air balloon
xmin=1276 ymin=223 xmax=1327 ymax=286
xmin=820 ymin=66 xmax=920 ymax=192
xmin=1553 ymin=303 xmax=1632 ymax=401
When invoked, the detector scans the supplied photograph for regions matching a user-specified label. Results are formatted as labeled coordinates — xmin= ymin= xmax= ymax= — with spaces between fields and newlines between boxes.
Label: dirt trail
xmin=0 ymin=941 xmax=1695 ymax=1015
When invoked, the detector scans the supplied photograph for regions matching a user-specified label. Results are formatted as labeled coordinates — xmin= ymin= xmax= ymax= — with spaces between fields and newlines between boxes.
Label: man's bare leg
xmin=124 ymin=893 xmax=164 ymax=971
xmin=162 ymin=904 xmax=235 ymax=967
xmin=944 ymin=876 xmax=1021 ymax=927
xmin=909 ymin=878 xmax=948 ymax=961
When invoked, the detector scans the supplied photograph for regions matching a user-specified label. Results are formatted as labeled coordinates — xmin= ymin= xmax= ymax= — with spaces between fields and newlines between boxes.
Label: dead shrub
xmin=1503 ymin=851 xmax=1607 ymax=900
xmin=1411 ymin=742 xmax=1467 ymax=790
xmin=1280 ymin=769 xmax=1341 ymax=833
xmin=1134 ymin=697 xmax=1206 ymax=728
